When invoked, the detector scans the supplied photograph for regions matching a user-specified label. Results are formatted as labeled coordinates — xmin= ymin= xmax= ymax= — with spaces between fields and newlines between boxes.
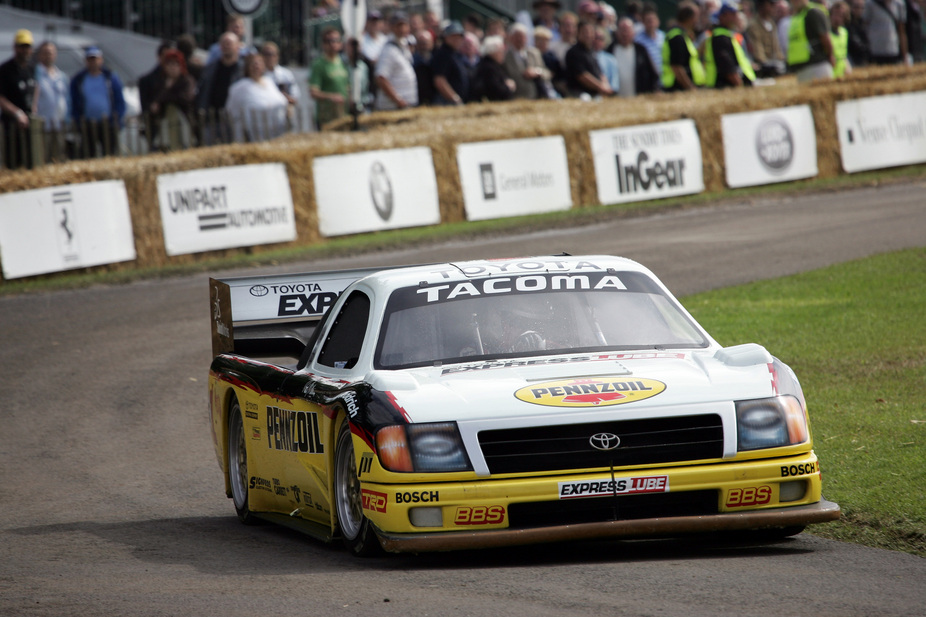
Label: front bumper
xmin=377 ymin=499 xmax=841 ymax=553
xmin=360 ymin=452 xmax=837 ymax=552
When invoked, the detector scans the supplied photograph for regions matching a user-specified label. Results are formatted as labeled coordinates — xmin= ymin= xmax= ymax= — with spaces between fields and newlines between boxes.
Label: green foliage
xmin=685 ymin=249 xmax=926 ymax=555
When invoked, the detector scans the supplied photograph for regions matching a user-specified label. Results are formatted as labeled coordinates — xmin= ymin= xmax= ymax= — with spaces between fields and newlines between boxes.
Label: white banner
xmin=837 ymin=91 xmax=926 ymax=173
xmin=590 ymin=119 xmax=704 ymax=205
xmin=157 ymin=163 xmax=296 ymax=256
xmin=722 ymin=105 xmax=818 ymax=188
xmin=0 ymin=181 xmax=135 ymax=280
xmin=457 ymin=136 xmax=572 ymax=221
xmin=314 ymin=147 xmax=441 ymax=237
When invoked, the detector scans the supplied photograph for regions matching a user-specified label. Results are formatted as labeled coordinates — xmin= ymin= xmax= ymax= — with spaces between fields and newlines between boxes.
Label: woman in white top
xmin=225 ymin=53 xmax=289 ymax=142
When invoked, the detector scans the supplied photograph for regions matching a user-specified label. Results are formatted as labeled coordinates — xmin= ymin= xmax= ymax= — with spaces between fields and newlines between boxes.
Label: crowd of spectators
xmin=306 ymin=0 xmax=923 ymax=125
xmin=1 ymin=0 xmax=924 ymax=169
xmin=0 ymin=12 xmax=303 ymax=169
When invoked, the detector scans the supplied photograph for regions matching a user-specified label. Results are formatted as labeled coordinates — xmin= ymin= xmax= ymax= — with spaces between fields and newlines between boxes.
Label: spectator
xmin=345 ymin=38 xmax=373 ymax=114
xmin=375 ymin=12 xmax=418 ymax=111
xmin=863 ymin=0 xmax=910 ymax=65
xmin=746 ymin=0 xmax=787 ymax=76
xmin=409 ymin=13 xmax=428 ymax=40
xmin=139 ymin=41 xmax=175 ymax=118
xmin=464 ymin=13 xmax=486 ymax=40
xmin=662 ymin=2 xmax=706 ymax=91
xmin=697 ymin=0 xmax=722 ymax=45
xmin=206 ymin=13 xmax=255 ymax=64
xmin=626 ymin=0 xmax=644 ymax=32
xmin=309 ymin=28 xmax=349 ymax=127
xmin=197 ymin=32 xmax=244 ymax=113
xmin=565 ymin=20 xmax=614 ymax=97
xmin=830 ymin=1 xmax=853 ymax=76
xmin=471 ymin=36 xmax=516 ymax=101
xmin=32 ymin=41 xmax=70 ymax=162
xmin=413 ymin=28 xmax=436 ymax=105
xmin=261 ymin=41 xmax=300 ymax=105
xmin=485 ymin=18 xmax=508 ymax=39
xmin=431 ymin=21 xmax=469 ymax=105
xmin=534 ymin=26 xmax=566 ymax=97
xmin=635 ymin=2 xmax=665 ymax=76
xmin=150 ymin=49 xmax=196 ymax=150
xmin=577 ymin=0 xmax=604 ymax=25
xmin=786 ymin=0 xmax=835 ymax=82
xmin=176 ymin=34 xmax=204 ymax=82
xmin=532 ymin=0 xmax=562 ymax=41
xmin=70 ymin=46 xmax=126 ymax=158
xmin=361 ymin=11 xmax=388 ymax=64
xmin=461 ymin=32 xmax=482 ymax=72
xmin=847 ymin=0 xmax=871 ymax=66
xmin=552 ymin=12 xmax=579 ymax=63
xmin=611 ymin=17 xmax=660 ymax=96
xmin=704 ymin=3 xmax=757 ymax=88
xmin=226 ymin=53 xmax=288 ymax=141
xmin=776 ymin=0 xmax=793 ymax=58
xmin=600 ymin=2 xmax=618 ymax=33
xmin=593 ymin=26 xmax=621 ymax=92
xmin=906 ymin=0 xmax=924 ymax=62
xmin=0 ymin=29 xmax=35 ymax=169
xmin=504 ymin=22 xmax=550 ymax=99
xmin=424 ymin=10 xmax=442 ymax=39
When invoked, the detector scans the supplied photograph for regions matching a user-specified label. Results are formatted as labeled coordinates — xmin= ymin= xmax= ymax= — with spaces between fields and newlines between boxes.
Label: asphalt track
xmin=1 ymin=180 xmax=925 ymax=617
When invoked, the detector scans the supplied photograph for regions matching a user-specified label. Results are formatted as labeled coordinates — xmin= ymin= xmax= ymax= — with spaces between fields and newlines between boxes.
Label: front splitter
xmin=376 ymin=499 xmax=840 ymax=553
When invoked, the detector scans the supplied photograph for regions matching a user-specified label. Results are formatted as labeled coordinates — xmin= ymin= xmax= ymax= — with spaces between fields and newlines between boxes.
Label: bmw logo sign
xmin=249 ymin=284 xmax=269 ymax=297
xmin=589 ymin=432 xmax=621 ymax=451
xmin=369 ymin=161 xmax=394 ymax=222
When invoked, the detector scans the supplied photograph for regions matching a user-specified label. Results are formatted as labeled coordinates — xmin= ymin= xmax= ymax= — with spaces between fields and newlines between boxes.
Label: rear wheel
xmin=334 ymin=420 xmax=382 ymax=556
xmin=227 ymin=397 xmax=259 ymax=525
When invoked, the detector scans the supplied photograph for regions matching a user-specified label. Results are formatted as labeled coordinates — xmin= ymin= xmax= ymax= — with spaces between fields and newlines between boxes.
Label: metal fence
xmin=0 ymin=106 xmax=315 ymax=171
xmin=2 ymin=0 xmax=311 ymax=66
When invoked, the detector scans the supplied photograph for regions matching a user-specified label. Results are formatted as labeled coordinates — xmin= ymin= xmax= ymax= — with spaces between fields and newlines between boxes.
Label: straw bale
xmin=2 ymin=65 xmax=926 ymax=282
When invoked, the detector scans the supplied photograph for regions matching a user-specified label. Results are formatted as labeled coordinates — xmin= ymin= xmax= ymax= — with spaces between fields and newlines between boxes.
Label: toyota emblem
xmin=589 ymin=432 xmax=620 ymax=451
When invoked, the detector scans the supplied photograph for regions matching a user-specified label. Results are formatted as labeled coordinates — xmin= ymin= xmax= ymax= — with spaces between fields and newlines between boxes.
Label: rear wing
xmin=209 ymin=267 xmax=383 ymax=360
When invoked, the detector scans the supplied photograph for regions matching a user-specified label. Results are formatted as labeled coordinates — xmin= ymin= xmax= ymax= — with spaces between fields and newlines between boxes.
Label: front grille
xmin=478 ymin=414 xmax=724 ymax=474
xmin=507 ymin=490 xmax=719 ymax=529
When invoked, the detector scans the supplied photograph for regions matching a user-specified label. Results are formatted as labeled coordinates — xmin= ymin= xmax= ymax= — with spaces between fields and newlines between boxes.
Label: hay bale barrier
xmin=2 ymin=65 xmax=925 ymax=284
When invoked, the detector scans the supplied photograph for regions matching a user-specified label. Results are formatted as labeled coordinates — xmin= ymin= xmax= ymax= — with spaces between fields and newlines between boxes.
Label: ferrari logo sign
xmin=515 ymin=377 xmax=666 ymax=407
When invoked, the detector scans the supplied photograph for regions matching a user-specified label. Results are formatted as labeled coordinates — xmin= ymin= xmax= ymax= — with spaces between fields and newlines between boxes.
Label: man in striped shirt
xmin=634 ymin=3 xmax=665 ymax=77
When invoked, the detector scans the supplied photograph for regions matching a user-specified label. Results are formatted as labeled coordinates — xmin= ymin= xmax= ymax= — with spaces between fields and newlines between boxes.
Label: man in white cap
xmin=0 ymin=29 xmax=35 ymax=168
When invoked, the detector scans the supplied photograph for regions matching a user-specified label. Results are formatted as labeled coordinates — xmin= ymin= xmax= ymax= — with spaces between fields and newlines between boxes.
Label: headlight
xmin=736 ymin=395 xmax=809 ymax=451
xmin=376 ymin=422 xmax=472 ymax=472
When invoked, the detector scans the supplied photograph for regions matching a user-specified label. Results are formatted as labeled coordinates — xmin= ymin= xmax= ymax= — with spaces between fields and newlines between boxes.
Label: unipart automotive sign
xmin=457 ymin=136 xmax=572 ymax=221
xmin=157 ymin=163 xmax=296 ymax=256
xmin=836 ymin=91 xmax=926 ymax=173
xmin=515 ymin=377 xmax=665 ymax=407
xmin=313 ymin=147 xmax=441 ymax=237
xmin=589 ymin=119 xmax=704 ymax=205
xmin=721 ymin=105 xmax=818 ymax=188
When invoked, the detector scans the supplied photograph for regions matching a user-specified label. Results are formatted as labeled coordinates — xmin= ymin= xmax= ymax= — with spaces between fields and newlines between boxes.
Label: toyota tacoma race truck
xmin=208 ymin=255 xmax=839 ymax=556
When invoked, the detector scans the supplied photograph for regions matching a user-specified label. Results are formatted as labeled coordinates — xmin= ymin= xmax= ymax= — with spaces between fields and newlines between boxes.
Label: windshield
xmin=375 ymin=271 xmax=708 ymax=369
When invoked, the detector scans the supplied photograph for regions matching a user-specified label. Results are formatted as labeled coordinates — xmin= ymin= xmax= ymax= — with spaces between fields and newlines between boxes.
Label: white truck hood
xmin=366 ymin=344 xmax=778 ymax=425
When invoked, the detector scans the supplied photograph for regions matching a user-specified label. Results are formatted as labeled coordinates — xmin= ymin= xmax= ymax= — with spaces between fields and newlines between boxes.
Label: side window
xmin=317 ymin=291 xmax=371 ymax=370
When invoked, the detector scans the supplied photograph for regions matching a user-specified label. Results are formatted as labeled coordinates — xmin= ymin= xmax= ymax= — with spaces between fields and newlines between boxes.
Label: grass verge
xmin=683 ymin=248 xmax=926 ymax=556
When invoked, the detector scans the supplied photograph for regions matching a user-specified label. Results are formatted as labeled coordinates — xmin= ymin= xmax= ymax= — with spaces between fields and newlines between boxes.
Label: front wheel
xmin=227 ymin=397 xmax=259 ymax=525
xmin=334 ymin=420 xmax=382 ymax=556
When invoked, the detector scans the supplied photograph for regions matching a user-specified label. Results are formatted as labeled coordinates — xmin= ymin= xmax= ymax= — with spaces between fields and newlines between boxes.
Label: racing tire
xmin=334 ymin=420 xmax=382 ymax=557
xmin=227 ymin=397 xmax=260 ymax=525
